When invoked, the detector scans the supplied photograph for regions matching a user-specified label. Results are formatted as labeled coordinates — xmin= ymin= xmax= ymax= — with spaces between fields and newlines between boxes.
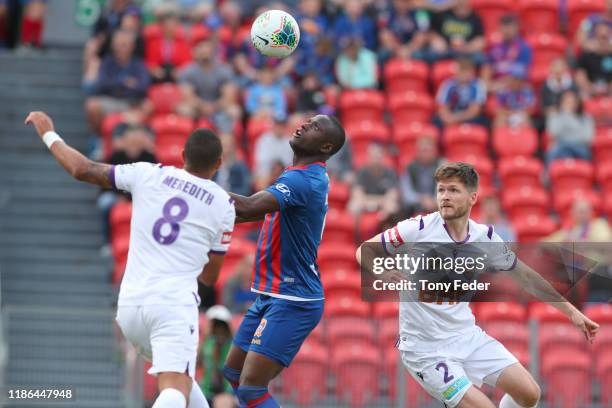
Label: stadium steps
xmin=0 ymin=48 xmax=125 ymax=407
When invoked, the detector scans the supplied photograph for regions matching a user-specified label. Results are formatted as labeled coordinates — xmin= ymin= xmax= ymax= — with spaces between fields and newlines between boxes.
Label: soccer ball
xmin=251 ymin=10 xmax=300 ymax=58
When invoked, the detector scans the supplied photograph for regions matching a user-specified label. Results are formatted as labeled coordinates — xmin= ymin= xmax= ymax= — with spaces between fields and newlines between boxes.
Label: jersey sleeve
xmin=111 ymin=162 xmax=158 ymax=193
xmin=487 ymin=229 xmax=518 ymax=271
xmin=265 ymin=170 xmax=311 ymax=210
xmin=210 ymin=200 xmax=236 ymax=254
xmin=380 ymin=216 xmax=423 ymax=255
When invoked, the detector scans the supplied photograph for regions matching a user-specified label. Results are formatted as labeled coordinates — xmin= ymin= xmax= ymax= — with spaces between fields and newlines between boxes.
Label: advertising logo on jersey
xmin=387 ymin=226 xmax=405 ymax=248
xmin=222 ymin=231 xmax=232 ymax=245
xmin=274 ymin=183 xmax=291 ymax=200
xmin=254 ymin=318 xmax=267 ymax=338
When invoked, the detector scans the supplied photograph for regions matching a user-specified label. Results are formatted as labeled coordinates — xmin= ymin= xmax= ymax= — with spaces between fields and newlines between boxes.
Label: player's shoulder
xmin=397 ymin=211 xmax=441 ymax=232
xmin=468 ymin=218 xmax=501 ymax=242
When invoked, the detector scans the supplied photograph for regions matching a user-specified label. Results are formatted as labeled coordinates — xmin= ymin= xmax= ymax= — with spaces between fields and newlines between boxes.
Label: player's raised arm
xmin=229 ymin=190 xmax=280 ymax=223
xmin=25 ymin=111 xmax=113 ymax=188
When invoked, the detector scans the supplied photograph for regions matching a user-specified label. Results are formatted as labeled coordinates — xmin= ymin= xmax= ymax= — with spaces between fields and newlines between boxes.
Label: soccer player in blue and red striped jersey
xmin=222 ymin=114 xmax=346 ymax=408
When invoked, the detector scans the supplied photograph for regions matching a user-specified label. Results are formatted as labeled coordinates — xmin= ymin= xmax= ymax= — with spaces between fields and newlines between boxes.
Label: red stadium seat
xmin=109 ymin=202 xmax=132 ymax=242
xmin=216 ymin=239 xmax=257 ymax=298
xmin=189 ymin=24 xmax=210 ymax=45
xmin=529 ymin=302 xmax=568 ymax=323
xmin=150 ymin=114 xmax=194 ymax=139
xmin=112 ymin=234 xmax=130 ymax=285
xmin=143 ymin=23 xmax=186 ymax=42
xmin=483 ymin=322 xmax=529 ymax=354
xmin=527 ymin=33 xmax=567 ymax=69
xmin=328 ymin=179 xmax=351 ymax=210
xmin=443 ymin=124 xmax=489 ymax=158
xmin=101 ymin=112 xmax=127 ymax=159
xmin=448 ymin=154 xmax=494 ymax=189
xmin=498 ymin=157 xmax=544 ymax=189
xmin=282 ymin=340 xmax=328 ymax=406
xmin=246 ymin=116 xmax=273 ymax=145
xmin=478 ymin=302 xmax=527 ymax=324
xmin=345 ymin=120 xmax=390 ymax=144
xmin=322 ymin=269 xmax=361 ymax=300
xmin=542 ymin=348 xmax=591 ymax=408
xmin=553 ymin=188 xmax=602 ymax=219
xmin=195 ymin=117 xmax=215 ymax=130
xmin=383 ymin=58 xmax=429 ymax=93
xmin=502 ymin=186 xmax=549 ymax=222
xmin=593 ymin=127 xmax=612 ymax=163
xmin=585 ymin=97 xmax=612 ymax=128
xmin=585 ymin=303 xmax=612 ymax=324
xmin=385 ymin=352 xmax=433 ymax=407
xmin=372 ymin=302 xmax=399 ymax=319
xmin=492 ymin=126 xmax=538 ymax=158
xmin=518 ymin=0 xmax=560 ymax=34
xmin=513 ymin=215 xmax=558 ymax=242
xmin=147 ymin=83 xmax=183 ymax=115
xmin=325 ymin=296 xmax=370 ymax=319
xmin=358 ymin=211 xmax=383 ymax=241
xmin=597 ymin=351 xmax=612 ymax=406
xmin=598 ymin=161 xmax=612 ymax=193
xmin=528 ymin=64 xmax=550 ymax=91
xmin=567 ymin=0 xmax=606 ymax=40
xmin=318 ymin=245 xmax=357 ymax=271
xmin=432 ymin=60 xmax=459 ymax=93
xmin=333 ymin=342 xmax=381 ymax=407
xmin=388 ymin=91 xmax=434 ymax=123
xmin=327 ymin=318 xmax=376 ymax=348
xmin=470 ymin=0 xmax=513 ymax=35
xmin=538 ymin=323 xmax=588 ymax=360
xmin=393 ymin=122 xmax=440 ymax=169
xmin=549 ymin=159 xmax=595 ymax=192
xmin=339 ymin=90 xmax=385 ymax=123
xmin=322 ymin=208 xmax=355 ymax=244
xmin=155 ymin=137 xmax=184 ymax=167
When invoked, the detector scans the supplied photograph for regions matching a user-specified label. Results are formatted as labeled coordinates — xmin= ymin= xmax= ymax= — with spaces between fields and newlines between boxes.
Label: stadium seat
xmin=526 ymin=33 xmax=567 ymax=69
xmin=585 ymin=97 xmax=612 ymax=128
xmin=498 ymin=157 xmax=543 ymax=189
xmin=150 ymin=114 xmax=194 ymax=140
xmin=478 ymin=302 xmax=527 ymax=324
xmin=470 ymin=0 xmax=513 ymax=35
xmin=538 ymin=322 xmax=588 ymax=360
xmin=281 ymin=339 xmax=328 ymax=406
xmin=147 ymin=83 xmax=183 ymax=115
xmin=245 ymin=116 xmax=273 ymax=146
xmin=333 ymin=342 xmax=381 ymax=407
xmin=502 ymin=186 xmax=549 ymax=222
xmin=383 ymin=58 xmax=429 ymax=93
xmin=585 ymin=303 xmax=612 ymax=324
xmin=431 ymin=60 xmax=459 ymax=93
xmin=322 ymin=208 xmax=355 ymax=244
xmin=358 ymin=211 xmax=384 ymax=242
xmin=325 ymin=296 xmax=370 ymax=319
xmin=541 ymin=348 xmax=591 ymax=408
xmin=518 ymin=0 xmax=560 ymax=34
xmin=328 ymin=179 xmax=351 ymax=210
xmin=596 ymin=351 xmax=612 ymax=406
xmin=385 ymin=352 xmax=433 ymax=407
xmin=448 ymin=154 xmax=494 ymax=189
xmin=318 ymin=245 xmax=357 ymax=271
xmin=109 ymin=201 xmax=132 ymax=242
xmin=553 ymin=188 xmax=602 ymax=219
xmin=155 ymin=137 xmax=184 ymax=167
xmin=327 ymin=317 xmax=376 ymax=348
xmin=528 ymin=63 xmax=550 ymax=92
xmin=345 ymin=120 xmax=391 ymax=167
xmin=597 ymin=162 xmax=612 ymax=194
xmin=593 ymin=127 xmax=612 ymax=163
xmin=339 ymin=90 xmax=386 ymax=123
xmin=388 ymin=91 xmax=434 ymax=123
xmin=143 ymin=23 xmax=186 ymax=42
xmin=101 ymin=112 xmax=128 ymax=158
xmin=483 ymin=322 xmax=529 ymax=355
xmin=189 ymin=24 xmax=210 ymax=45
xmin=513 ymin=215 xmax=557 ymax=242
xmin=528 ymin=302 xmax=568 ymax=323
xmin=476 ymin=274 xmax=525 ymax=302
xmin=322 ymin=269 xmax=361 ymax=300
xmin=492 ymin=126 xmax=538 ymax=158
xmin=567 ymin=0 xmax=607 ymax=40
xmin=443 ymin=124 xmax=488 ymax=159
xmin=372 ymin=301 xmax=399 ymax=319
xmin=112 ymin=234 xmax=130 ymax=285
xmin=393 ymin=122 xmax=440 ymax=169
xmin=549 ymin=159 xmax=595 ymax=192
xmin=216 ymin=239 xmax=257 ymax=298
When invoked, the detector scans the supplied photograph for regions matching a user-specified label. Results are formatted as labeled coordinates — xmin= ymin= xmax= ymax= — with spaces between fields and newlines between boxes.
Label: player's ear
xmin=320 ymin=142 xmax=334 ymax=155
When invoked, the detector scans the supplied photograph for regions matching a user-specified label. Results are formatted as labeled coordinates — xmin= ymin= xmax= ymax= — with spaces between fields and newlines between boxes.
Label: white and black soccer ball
xmin=251 ymin=9 xmax=300 ymax=58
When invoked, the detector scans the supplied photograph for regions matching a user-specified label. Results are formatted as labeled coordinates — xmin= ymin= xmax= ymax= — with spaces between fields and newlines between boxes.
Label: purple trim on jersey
xmin=487 ymin=225 xmax=493 ymax=239
xmin=209 ymin=250 xmax=227 ymax=255
xmin=502 ymin=255 xmax=518 ymax=271
xmin=109 ymin=165 xmax=117 ymax=190
xmin=419 ymin=217 xmax=425 ymax=230
xmin=229 ymin=198 xmax=235 ymax=205
xmin=380 ymin=232 xmax=391 ymax=255
xmin=443 ymin=224 xmax=470 ymax=244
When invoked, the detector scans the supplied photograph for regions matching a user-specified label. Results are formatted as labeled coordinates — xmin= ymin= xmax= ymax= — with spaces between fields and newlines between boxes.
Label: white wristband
xmin=42 ymin=131 xmax=63 ymax=149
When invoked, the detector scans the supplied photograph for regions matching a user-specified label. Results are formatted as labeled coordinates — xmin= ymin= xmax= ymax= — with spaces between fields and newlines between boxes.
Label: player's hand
xmin=570 ymin=310 xmax=599 ymax=343
xmin=25 ymin=111 xmax=55 ymax=138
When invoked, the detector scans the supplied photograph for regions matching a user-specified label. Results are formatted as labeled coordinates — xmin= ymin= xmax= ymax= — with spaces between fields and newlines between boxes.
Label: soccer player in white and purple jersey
xmin=26 ymin=111 xmax=234 ymax=408
xmin=357 ymin=162 xmax=599 ymax=408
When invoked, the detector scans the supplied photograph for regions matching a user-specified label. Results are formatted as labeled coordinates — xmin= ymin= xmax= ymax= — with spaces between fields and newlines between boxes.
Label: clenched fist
xmin=25 ymin=111 xmax=55 ymax=138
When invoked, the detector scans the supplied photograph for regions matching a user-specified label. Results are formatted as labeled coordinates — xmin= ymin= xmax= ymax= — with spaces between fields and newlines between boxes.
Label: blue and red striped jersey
xmin=251 ymin=162 xmax=329 ymax=300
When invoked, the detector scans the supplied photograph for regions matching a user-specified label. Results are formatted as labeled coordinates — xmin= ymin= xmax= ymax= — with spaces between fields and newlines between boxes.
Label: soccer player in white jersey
xmin=356 ymin=162 xmax=599 ymax=408
xmin=26 ymin=111 xmax=235 ymax=408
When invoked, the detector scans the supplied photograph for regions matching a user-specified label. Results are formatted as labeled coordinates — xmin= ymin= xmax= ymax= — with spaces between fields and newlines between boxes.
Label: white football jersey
xmin=381 ymin=212 xmax=516 ymax=351
xmin=112 ymin=163 xmax=235 ymax=306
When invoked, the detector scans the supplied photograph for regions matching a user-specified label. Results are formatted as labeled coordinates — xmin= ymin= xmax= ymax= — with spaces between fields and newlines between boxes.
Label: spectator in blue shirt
xmin=378 ymin=0 xmax=431 ymax=61
xmin=576 ymin=0 xmax=612 ymax=53
xmin=434 ymin=58 xmax=487 ymax=128
xmin=85 ymin=30 xmax=150 ymax=134
xmin=245 ymin=65 xmax=287 ymax=119
xmin=294 ymin=0 xmax=335 ymax=84
xmin=333 ymin=0 xmax=377 ymax=50
xmin=482 ymin=14 xmax=532 ymax=93
xmin=335 ymin=36 xmax=378 ymax=89
xmin=493 ymin=70 xmax=535 ymax=128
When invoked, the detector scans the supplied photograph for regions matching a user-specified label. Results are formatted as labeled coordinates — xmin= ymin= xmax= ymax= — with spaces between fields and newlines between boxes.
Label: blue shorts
xmin=233 ymin=295 xmax=324 ymax=367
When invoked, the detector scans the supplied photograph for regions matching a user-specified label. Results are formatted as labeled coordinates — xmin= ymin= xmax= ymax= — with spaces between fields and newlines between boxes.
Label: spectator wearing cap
xmin=177 ymin=38 xmax=234 ymax=118
xmin=576 ymin=0 xmax=612 ymax=53
xmin=546 ymin=90 xmax=594 ymax=163
xmin=478 ymin=196 xmax=516 ymax=242
xmin=482 ymin=14 xmax=532 ymax=93
xmin=335 ymin=36 xmax=378 ymax=89
xmin=429 ymin=0 xmax=485 ymax=63
xmin=245 ymin=65 xmax=287 ymax=119
xmin=434 ymin=57 xmax=487 ymax=128
xmin=253 ymin=117 xmax=293 ymax=190
xmin=493 ymin=69 xmax=535 ymax=128
xmin=576 ymin=21 xmax=612 ymax=98
xmin=199 ymin=305 xmax=236 ymax=408
xmin=400 ymin=136 xmax=443 ymax=215
xmin=377 ymin=0 xmax=431 ymax=62
xmin=541 ymin=58 xmax=579 ymax=116
xmin=213 ymin=133 xmax=252 ymax=197
xmin=144 ymin=4 xmax=192 ymax=83
xmin=333 ymin=0 xmax=377 ymax=50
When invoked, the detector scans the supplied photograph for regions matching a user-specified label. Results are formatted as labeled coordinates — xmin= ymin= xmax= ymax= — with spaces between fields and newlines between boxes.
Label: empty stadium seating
xmin=518 ymin=0 xmax=561 ymax=34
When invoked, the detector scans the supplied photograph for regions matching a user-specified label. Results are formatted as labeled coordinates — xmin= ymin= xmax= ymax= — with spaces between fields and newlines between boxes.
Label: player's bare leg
xmin=234 ymin=351 xmax=284 ymax=407
xmin=455 ymin=386 xmax=496 ymax=408
xmin=154 ymin=372 xmax=192 ymax=408
xmin=495 ymin=363 xmax=541 ymax=407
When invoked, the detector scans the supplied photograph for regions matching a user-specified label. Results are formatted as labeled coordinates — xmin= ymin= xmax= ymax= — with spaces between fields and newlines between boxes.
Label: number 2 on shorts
xmin=435 ymin=361 xmax=455 ymax=383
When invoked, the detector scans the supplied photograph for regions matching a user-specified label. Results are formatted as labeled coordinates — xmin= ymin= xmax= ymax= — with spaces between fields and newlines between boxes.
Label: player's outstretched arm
xmin=513 ymin=260 xmax=600 ymax=342
xmin=25 ymin=111 xmax=113 ymax=188
xmin=228 ymin=190 xmax=279 ymax=223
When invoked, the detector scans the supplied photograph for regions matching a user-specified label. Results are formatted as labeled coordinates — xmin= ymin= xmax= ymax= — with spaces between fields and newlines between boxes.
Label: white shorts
xmin=116 ymin=305 xmax=199 ymax=377
xmin=400 ymin=327 xmax=518 ymax=408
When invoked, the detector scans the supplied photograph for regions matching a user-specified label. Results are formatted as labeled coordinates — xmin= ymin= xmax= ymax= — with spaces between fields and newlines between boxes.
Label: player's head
xmin=182 ymin=128 xmax=222 ymax=176
xmin=290 ymin=114 xmax=346 ymax=160
xmin=434 ymin=162 xmax=479 ymax=221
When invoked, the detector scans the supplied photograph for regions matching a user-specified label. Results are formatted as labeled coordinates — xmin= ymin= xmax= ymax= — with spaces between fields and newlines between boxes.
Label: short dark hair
xmin=327 ymin=116 xmax=346 ymax=156
xmin=434 ymin=162 xmax=479 ymax=191
xmin=184 ymin=128 xmax=222 ymax=171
